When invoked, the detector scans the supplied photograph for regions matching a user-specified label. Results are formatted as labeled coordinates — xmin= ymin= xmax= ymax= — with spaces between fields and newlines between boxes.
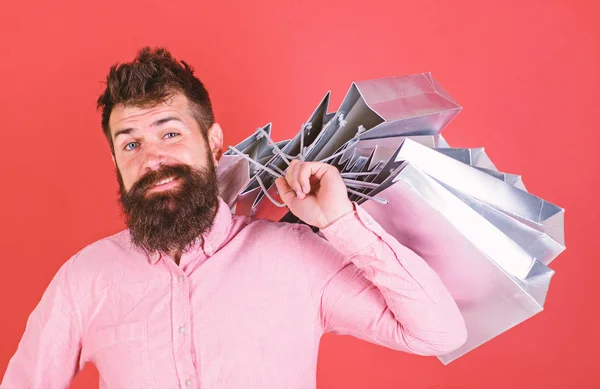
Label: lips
xmin=146 ymin=176 xmax=182 ymax=194
xmin=154 ymin=176 xmax=176 ymax=186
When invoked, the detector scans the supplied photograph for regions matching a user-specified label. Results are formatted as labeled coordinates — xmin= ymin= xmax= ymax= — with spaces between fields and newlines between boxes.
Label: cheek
xmin=115 ymin=158 xmax=140 ymax=191
xmin=169 ymin=144 xmax=207 ymax=168
xmin=121 ymin=173 xmax=136 ymax=191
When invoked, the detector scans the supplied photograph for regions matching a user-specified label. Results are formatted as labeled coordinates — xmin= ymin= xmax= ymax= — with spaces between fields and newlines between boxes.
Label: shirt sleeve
xmin=1 ymin=259 xmax=83 ymax=388
xmin=301 ymin=203 xmax=467 ymax=356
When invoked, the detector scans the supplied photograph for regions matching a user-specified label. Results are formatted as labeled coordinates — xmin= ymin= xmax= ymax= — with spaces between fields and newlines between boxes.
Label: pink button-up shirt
xmin=1 ymin=198 xmax=466 ymax=389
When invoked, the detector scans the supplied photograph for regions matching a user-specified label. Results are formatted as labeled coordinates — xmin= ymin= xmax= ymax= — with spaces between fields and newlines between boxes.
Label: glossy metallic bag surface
xmin=217 ymin=73 xmax=565 ymax=364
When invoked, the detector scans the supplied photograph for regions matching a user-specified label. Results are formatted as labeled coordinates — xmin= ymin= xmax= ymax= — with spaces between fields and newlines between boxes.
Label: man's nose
xmin=141 ymin=143 xmax=168 ymax=171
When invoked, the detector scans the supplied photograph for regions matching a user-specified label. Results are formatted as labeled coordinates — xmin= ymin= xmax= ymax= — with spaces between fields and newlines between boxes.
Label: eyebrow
xmin=113 ymin=116 xmax=184 ymax=140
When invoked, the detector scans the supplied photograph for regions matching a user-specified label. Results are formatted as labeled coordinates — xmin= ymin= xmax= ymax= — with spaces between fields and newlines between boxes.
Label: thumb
xmin=275 ymin=177 xmax=296 ymax=205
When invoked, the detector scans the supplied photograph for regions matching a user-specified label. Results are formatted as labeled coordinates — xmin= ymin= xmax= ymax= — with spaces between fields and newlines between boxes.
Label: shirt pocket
xmin=91 ymin=321 xmax=155 ymax=389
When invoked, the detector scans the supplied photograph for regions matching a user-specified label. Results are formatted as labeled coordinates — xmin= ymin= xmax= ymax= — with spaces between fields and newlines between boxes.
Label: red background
xmin=1 ymin=0 xmax=598 ymax=388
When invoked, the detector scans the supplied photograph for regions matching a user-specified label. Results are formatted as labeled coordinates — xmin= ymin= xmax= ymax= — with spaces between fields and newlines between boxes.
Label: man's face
xmin=110 ymin=92 xmax=221 ymax=192
xmin=109 ymin=93 xmax=223 ymax=254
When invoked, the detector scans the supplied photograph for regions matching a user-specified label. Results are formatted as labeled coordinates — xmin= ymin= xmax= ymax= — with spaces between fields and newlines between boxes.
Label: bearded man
xmin=1 ymin=47 xmax=466 ymax=389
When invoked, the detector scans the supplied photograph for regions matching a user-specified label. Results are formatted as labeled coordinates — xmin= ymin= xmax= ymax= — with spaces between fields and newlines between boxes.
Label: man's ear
xmin=207 ymin=123 xmax=224 ymax=163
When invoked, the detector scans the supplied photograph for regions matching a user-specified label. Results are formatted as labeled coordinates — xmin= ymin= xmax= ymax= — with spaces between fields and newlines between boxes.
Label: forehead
xmin=109 ymin=93 xmax=194 ymax=134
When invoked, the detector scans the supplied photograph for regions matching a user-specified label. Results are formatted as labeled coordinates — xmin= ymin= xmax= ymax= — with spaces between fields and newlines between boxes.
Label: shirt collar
xmin=146 ymin=197 xmax=233 ymax=264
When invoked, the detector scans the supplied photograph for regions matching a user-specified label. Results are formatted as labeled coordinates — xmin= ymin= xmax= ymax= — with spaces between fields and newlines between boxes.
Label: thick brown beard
xmin=117 ymin=160 xmax=219 ymax=254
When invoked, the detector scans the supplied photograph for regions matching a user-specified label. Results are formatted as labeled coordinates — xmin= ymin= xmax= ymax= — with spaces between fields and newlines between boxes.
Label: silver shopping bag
xmin=303 ymin=73 xmax=462 ymax=162
xmin=389 ymin=139 xmax=565 ymax=257
xmin=220 ymin=73 xmax=566 ymax=364
xmin=239 ymin=134 xmax=448 ymax=222
xmin=359 ymin=162 xmax=554 ymax=364
xmin=337 ymin=137 xmax=564 ymax=265
xmin=342 ymin=140 xmax=526 ymax=190
xmin=234 ymin=92 xmax=334 ymax=216
xmin=231 ymin=73 xmax=462 ymax=218
xmin=434 ymin=147 xmax=526 ymax=190
xmin=218 ymin=123 xmax=290 ymax=208
xmin=216 ymin=155 xmax=250 ymax=209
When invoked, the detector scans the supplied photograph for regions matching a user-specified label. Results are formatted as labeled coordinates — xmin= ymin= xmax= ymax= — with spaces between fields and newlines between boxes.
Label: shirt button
xmin=151 ymin=252 xmax=160 ymax=261
xmin=194 ymin=237 xmax=202 ymax=245
xmin=185 ymin=378 xmax=192 ymax=387
xmin=178 ymin=275 xmax=185 ymax=283
xmin=178 ymin=325 xmax=186 ymax=334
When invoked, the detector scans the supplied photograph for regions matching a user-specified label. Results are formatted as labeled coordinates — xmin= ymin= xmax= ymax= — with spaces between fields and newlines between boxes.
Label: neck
xmin=170 ymin=250 xmax=182 ymax=265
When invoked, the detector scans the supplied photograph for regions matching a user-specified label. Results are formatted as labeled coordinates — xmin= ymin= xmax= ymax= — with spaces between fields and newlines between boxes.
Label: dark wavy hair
xmin=97 ymin=47 xmax=214 ymax=153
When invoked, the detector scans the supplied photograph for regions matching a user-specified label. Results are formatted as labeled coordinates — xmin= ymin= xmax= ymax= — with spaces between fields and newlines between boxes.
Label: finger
xmin=308 ymin=161 xmax=334 ymax=181
xmin=297 ymin=162 xmax=315 ymax=194
xmin=285 ymin=160 xmax=304 ymax=199
xmin=275 ymin=177 xmax=296 ymax=204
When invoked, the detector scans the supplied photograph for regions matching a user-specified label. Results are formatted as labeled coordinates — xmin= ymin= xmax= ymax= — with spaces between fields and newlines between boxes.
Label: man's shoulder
xmin=231 ymin=214 xmax=329 ymax=253
xmin=75 ymin=228 xmax=134 ymax=253
xmin=65 ymin=229 xmax=142 ymax=272
xmin=58 ymin=230 xmax=150 ymax=297
xmin=232 ymin=213 xmax=313 ymax=239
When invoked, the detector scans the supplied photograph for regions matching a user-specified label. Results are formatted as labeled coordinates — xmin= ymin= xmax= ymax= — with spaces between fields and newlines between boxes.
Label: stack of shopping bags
xmin=216 ymin=73 xmax=565 ymax=364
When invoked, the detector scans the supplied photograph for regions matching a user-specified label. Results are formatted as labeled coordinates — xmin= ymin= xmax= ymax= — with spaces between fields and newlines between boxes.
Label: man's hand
xmin=274 ymin=160 xmax=354 ymax=229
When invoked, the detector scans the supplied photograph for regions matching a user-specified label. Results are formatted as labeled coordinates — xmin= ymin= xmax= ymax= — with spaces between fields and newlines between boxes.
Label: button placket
xmin=167 ymin=262 xmax=197 ymax=389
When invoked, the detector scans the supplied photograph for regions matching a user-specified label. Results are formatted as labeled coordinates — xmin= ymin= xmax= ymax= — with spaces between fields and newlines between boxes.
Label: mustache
xmin=128 ymin=164 xmax=192 ymax=196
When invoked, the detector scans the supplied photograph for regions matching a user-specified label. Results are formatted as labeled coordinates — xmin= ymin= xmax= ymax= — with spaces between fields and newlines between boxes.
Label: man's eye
xmin=124 ymin=142 xmax=139 ymax=151
xmin=164 ymin=132 xmax=179 ymax=139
